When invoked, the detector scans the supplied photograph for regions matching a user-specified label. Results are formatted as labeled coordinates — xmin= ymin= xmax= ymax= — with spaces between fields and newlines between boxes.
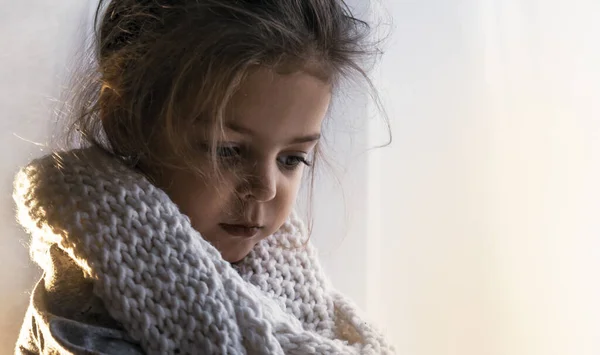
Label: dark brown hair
xmin=63 ymin=0 xmax=386 ymax=235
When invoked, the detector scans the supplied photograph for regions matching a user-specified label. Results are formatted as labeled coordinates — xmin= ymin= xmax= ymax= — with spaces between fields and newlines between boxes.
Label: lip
xmin=219 ymin=223 xmax=262 ymax=238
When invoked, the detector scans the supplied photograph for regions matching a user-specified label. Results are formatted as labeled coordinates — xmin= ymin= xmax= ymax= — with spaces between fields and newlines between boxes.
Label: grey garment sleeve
xmin=15 ymin=245 xmax=144 ymax=355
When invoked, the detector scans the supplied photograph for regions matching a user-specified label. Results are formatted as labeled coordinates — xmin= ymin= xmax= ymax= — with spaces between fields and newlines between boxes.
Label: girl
xmin=14 ymin=0 xmax=393 ymax=354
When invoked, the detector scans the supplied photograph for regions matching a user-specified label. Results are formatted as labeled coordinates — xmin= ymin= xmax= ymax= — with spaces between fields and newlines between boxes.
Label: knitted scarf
xmin=13 ymin=148 xmax=395 ymax=355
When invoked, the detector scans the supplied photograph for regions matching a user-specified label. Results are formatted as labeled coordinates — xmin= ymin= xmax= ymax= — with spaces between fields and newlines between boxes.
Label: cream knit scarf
xmin=13 ymin=147 xmax=395 ymax=355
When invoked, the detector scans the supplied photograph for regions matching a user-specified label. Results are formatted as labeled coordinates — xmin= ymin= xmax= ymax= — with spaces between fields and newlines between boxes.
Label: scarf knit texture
xmin=13 ymin=148 xmax=395 ymax=355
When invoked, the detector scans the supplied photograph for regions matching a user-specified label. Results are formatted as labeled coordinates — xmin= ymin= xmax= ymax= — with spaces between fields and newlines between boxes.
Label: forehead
xmin=225 ymin=68 xmax=332 ymax=141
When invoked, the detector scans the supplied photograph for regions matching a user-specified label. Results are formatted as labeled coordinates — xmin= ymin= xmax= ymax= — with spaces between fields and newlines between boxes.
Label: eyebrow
xmin=226 ymin=122 xmax=321 ymax=144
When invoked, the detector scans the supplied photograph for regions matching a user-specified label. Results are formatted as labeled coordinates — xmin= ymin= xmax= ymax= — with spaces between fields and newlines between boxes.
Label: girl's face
xmin=156 ymin=68 xmax=332 ymax=262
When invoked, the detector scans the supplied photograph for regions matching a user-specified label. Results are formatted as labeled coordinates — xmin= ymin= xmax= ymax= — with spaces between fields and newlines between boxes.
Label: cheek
xmin=158 ymin=171 xmax=231 ymax=225
xmin=272 ymin=171 xmax=305 ymax=218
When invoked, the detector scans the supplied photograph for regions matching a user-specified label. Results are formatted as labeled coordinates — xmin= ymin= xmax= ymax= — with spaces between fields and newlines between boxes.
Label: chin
xmin=217 ymin=231 xmax=270 ymax=263
xmin=220 ymin=243 xmax=256 ymax=263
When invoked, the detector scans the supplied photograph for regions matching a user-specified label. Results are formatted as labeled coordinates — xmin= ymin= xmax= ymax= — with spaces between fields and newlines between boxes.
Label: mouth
xmin=218 ymin=223 xmax=263 ymax=238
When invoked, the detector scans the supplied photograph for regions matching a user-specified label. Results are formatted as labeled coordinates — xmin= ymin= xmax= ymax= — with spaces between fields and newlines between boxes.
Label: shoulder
xmin=15 ymin=245 xmax=144 ymax=354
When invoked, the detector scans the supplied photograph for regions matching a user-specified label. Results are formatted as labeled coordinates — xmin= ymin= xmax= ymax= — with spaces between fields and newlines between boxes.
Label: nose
xmin=241 ymin=161 xmax=277 ymax=202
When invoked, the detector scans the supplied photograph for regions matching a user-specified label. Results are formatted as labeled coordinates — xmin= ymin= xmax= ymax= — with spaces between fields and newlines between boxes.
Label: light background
xmin=1 ymin=1 xmax=599 ymax=355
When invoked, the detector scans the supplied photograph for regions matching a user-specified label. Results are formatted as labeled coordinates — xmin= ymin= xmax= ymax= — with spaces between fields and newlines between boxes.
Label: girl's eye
xmin=197 ymin=143 xmax=241 ymax=159
xmin=216 ymin=146 xmax=241 ymax=158
xmin=278 ymin=155 xmax=312 ymax=171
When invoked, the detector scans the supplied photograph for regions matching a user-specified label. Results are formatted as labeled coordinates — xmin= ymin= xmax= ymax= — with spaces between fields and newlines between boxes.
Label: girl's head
xmin=71 ymin=0 xmax=376 ymax=262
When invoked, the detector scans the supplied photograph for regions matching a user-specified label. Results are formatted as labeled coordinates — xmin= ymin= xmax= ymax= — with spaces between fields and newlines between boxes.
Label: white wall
xmin=0 ymin=1 xmax=93 ymax=352
xmin=0 ymin=1 xmax=373 ymax=353
xmin=370 ymin=0 xmax=600 ymax=354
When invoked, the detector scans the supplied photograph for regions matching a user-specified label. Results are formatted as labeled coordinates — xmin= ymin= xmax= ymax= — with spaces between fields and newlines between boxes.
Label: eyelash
xmin=278 ymin=155 xmax=312 ymax=171
xmin=213 ymin=145 xmax=312 ymax=171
